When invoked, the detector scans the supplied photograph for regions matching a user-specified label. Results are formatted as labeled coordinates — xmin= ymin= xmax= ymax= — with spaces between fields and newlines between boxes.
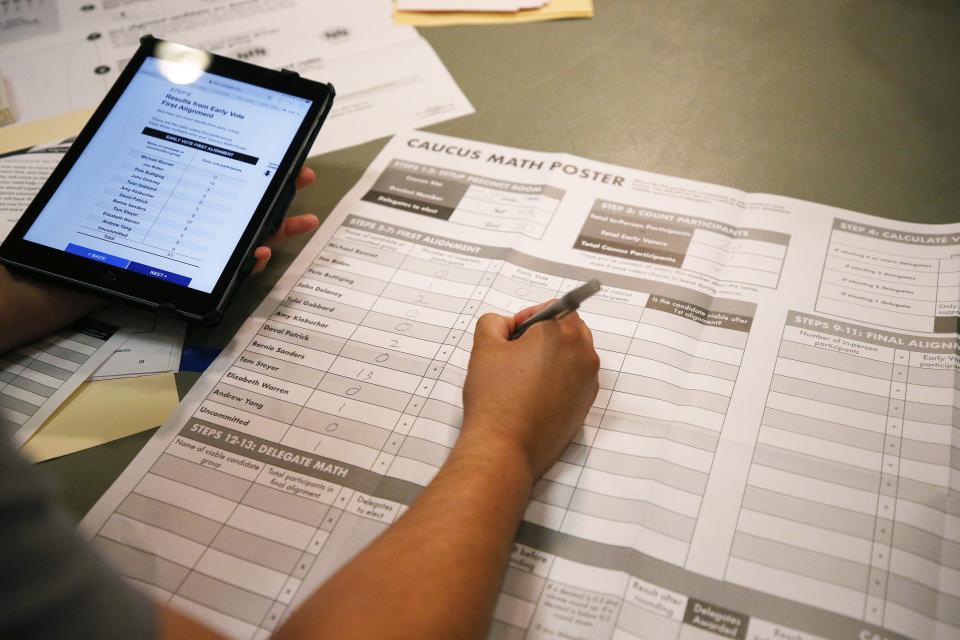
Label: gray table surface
xmin=40 ymin=0 xmax=960 ymax=518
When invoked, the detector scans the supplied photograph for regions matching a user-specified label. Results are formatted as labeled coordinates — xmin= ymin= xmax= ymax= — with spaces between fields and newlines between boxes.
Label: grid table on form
xmin=575 ymin=199 xmax=789 ymax=289
xmin=86 ymin=216 xmax=761 ymax=638
xmin=1 ymin=318 xmax=123 ymax=444
xmin=817 ymin=219 xmax=960 ymax=333
xmin=362 ymin=159 xmax=563 ymax=240
xmin=83 ymin=213 xmax=926 ymax=640
xmin=728 ymin=311 xmax=959 ymax=639
xmin=82 ymin=131 xmax=960 ymax=640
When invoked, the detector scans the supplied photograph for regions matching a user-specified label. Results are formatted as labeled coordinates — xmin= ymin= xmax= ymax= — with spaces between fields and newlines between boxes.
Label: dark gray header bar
xmin=595 ymin=199 xmax=790 ymax=244
xmin=343 ymin=216 xmax=756 ymax=317
xmin=787 ymin=311 xmax=959 ymax=352
xmin=833 ymin=218 xmax=960 ymax=246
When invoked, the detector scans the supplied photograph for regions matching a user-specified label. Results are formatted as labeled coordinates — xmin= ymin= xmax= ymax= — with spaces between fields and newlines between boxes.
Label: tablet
xmin=0 ymin=36 xmax=335 ymax=323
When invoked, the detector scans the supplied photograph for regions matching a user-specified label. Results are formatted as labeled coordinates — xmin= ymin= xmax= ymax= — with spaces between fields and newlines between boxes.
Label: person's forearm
xmin=274 ymin=426 xmax=534 ymax=640
xmin=0 ymin=266 xmax=107 ymax=353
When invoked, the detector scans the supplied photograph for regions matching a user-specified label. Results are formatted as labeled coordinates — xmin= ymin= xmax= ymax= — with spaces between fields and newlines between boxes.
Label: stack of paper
xmin=0 ymin=0 xmax=473 ymax=155
xmin=394 ymin=0 xmax=593 ymax=26
xmin=2 ymin=318 xmax=128 ymax=446
xmin=0 ymin=303 xmax=185 ymax=461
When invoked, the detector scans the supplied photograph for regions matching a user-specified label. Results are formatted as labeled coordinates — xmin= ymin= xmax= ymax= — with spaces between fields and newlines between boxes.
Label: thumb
xmin=474 ymin=312 xmax=513 ymax=342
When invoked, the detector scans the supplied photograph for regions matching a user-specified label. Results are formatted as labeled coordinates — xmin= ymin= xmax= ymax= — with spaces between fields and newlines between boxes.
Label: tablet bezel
xmin=0 ymin=36 xmax=334 ymax=322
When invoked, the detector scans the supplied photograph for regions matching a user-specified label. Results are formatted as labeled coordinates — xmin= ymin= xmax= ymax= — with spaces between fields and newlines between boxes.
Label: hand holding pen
xmin=509 ymin=279 xmax=602 ymax=340
xmin=462 ymin=280 xmax=602 ymax=478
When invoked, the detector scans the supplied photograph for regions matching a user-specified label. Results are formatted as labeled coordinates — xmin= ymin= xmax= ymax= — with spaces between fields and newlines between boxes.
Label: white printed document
xmin=81 ymin=132 xmax=958 ymax=640
xmin=0 ymin=138 xmax=72 ymax=239
xmin=92 ymin=307 xmax=185 ymax=380
xmin=0 ymin=0 xmax=473 ymax=155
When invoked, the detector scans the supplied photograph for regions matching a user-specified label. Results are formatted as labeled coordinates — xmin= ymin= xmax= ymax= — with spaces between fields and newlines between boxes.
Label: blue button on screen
xmin=127 ymin=261 xmax=192 ymax=287
xmin=65 ymin=243 xmax=130 ymax=268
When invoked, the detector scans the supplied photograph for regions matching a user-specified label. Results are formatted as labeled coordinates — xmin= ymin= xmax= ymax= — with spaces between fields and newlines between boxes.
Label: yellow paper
xmin=21 ymin=373 xmax=179 ymax=462
xmin=394 ymin=0 xmax=592 ymax=26
xmin=0 ymin=108 xmax=94 ymax=154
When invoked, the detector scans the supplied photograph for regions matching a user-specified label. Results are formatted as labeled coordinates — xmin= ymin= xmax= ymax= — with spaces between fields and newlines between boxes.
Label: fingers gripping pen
xmin=509 ymin=279 xmax=602 ymax=340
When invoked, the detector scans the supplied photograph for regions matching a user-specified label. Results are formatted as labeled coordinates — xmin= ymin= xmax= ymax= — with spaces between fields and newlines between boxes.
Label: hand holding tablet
xmin=0 ymin=36 xmax=335 ymax=324
xmin=250 ymin=166 xmax=322 ymax=275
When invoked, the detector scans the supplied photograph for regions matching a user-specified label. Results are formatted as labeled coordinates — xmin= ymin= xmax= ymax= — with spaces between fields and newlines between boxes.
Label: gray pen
xmin=509 ymin=279 xmax=602 ymax=340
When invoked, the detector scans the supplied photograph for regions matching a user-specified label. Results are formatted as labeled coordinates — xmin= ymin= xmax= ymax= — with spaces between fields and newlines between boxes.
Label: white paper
xmin=0 ymin=0 xmax=60 ymax=44
xmin=0 ymin=0 xmax=473 ymax=154
xmin=2 ymin=0 xmax=238 ymax=41
xmin=0 ymin=139 xmax=72 ymax=239
xmin=80 ymin=131 xmax=957 ymax=640
xmin=92 ymin=307 xmax=186 ymax=380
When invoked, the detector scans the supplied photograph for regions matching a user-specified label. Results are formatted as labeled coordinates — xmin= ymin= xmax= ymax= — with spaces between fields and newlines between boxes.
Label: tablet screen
xmin=23 ymin=56 xmax=313 ymax=293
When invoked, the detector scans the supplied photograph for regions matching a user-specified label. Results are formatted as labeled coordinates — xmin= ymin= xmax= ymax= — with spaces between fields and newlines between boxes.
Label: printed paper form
xmin=80 ymin=132 xmax=958 ymax=640
xmin=729 ymin=311 xmax=960 ymax=629
xmin=0 ymin=0 xmax=59 ymax=44
xmin=817 ymin=219 xmax=960 ymax=332
xmin=0 ymin=138 xmax=72 ymax=239
xmin=92 ymin=308 xmax=185 ymax=380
